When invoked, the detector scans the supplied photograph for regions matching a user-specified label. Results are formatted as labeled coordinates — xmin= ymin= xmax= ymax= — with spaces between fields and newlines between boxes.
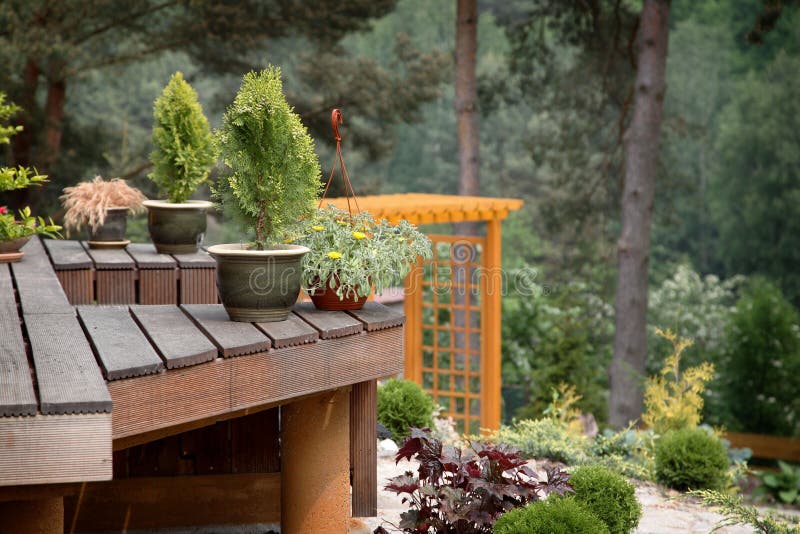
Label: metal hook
xmin=331 ymin=109 xmax=343 ymax=142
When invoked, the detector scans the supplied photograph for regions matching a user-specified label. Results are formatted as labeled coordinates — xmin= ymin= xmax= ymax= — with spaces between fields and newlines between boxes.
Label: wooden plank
xmin=231 ymin=408 xmax=281 ymax=473
xmin=347 ymin=302 xmax=406 ymax=331
xmin=255 ymin=313 xmax=319 ymax=348
xmin=81 ymin=242 xmax=135 ymax=269
xmin=130 ymin=305 xmax=217 ymax=369
xmin=0 ymin=265 xmax=37 ymax=416
xmin=96 ymin=270 xmax=136 ymax=304
xmin=172 ymin=250 xmax=216 ymax=268
xmin=180 ymin=267 xmax=218 ymax=304
xmin=293 ymin=302 xmax=363 ymax=339
xmin=125 ymin=243 xmax=176 ymax=269
xmin=78 ymin=306 xmax=164 ymax=380
xmin=138 ymin=269 xmax=177 ymax=304
xmin=0 ymin=414 xmax=112 ymax=486
xmin=42 ymin=239 xmax=93 ymax=270
xmin=25 ymin=313 xmax=113 ymax=415
xmin=13 ymin=274 xmax=73 ymax=315
xmin=725 ymin=432 xmax=800 ymax=462
xmin=63 ymin=473 xmax=279 ymax=531
xmin=181 ymin=304 xmax=271 ymax=357
xmin=108 ymin=327 xmax=404 ymax=440
xmin=350 ymin=380 xmax=378 ymax=516
xmin=55 ymin=270 xmax=94 ymax=304
xmin=14 ymin=236 xmax=55 ymax=277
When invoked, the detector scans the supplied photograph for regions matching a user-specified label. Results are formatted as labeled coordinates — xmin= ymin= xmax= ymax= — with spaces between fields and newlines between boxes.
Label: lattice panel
xmin=417 ymin=235 xmax=484 ymax=435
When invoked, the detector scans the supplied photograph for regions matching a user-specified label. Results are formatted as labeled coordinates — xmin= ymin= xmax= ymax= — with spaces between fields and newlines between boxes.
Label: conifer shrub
xmin=377 ymin=378 xmax=435 ymax=442
xmin=493 ymin=418 xmax=587 ymax=464
xmin=568 ymin=465 xmax=642 ymax=534
xmin=493 ymin=497 xmax=609 ymax=534
xmin=149 ymin=72 xmax=217 ymax=203
xmin=655 ymin=427 xmax=729 ymax=491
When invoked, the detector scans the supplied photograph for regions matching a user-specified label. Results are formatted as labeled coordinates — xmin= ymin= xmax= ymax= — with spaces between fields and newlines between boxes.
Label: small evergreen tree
xmin=215 ymin=67 xmax=321 ymax=249
xmin=149 ymin=72 xmax=217 ymax=204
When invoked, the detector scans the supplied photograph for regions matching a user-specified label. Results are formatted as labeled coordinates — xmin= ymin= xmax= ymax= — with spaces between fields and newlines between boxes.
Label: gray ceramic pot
xmin=143 ymin=200 xmax=212 ymax=254
xmin=207 ymin=243 xmax=310 ymax=322
xmin=89 ymin=207 xmax=128 ymax=243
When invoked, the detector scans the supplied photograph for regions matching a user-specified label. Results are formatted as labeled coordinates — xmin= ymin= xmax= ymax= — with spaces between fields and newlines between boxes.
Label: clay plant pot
xmin=309 ymin=274 xmax=370 ymax=311
xmin=87 ymin=207 xmax=129 ymax=249
xmin=143 ymin=200 xmax=213 ymax=254
xmin=0 ymin=236 xmax=31 ymax=263
xmin=207 ymin=243 xmax=309 ymax=322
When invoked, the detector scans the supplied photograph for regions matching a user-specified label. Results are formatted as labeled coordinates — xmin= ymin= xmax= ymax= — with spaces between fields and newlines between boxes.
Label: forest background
xmin=2 ymin=0 xmax=799 ymax=437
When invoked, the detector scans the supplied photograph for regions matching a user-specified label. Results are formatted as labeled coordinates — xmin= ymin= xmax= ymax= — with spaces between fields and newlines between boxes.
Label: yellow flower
xmin=283 ymin=238 xmax=294 ymax=244
xmin=352 ymin=231 xmax=366 ymax=240
xmin=336 ymin=220 xmax=348 ymax=226
xmin=311 ymin=225 xmax=325 ymax=231
xmin=327 ymin=251 xmax=342 ymax=259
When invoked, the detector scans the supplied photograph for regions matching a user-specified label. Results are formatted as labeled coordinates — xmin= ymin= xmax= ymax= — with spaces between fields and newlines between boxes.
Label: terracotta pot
xmin=309 ymin=274 xmax=369 ymax=311
xmin=143 ymin=200 xmax=212 ymax=254
xmin=208 ymin=243 xmax=309 ymax=322
xmin=0 ymin=236 xmax=31 ymax=263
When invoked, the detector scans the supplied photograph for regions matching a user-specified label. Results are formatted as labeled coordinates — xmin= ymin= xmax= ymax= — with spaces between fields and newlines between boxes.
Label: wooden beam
xmin=725 ymin=432 xmax=800 ymax=462
xmin=0 ymin=414 xmax=111 ymax=487
xmin=481 ymin=219 xmax=502 ymax=432
xmin=64 ymin=473 xmax=280 ymax=532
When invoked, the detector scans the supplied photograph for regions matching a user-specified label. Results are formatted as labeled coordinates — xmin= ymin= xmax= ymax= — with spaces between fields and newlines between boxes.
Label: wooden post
xmin=481 ymin=218 xmax=502 ymax=432
xmin=350 ymin=380 xmax=377 ymax=517
xmin=0 ymin=497 xmax=64 ymax=533
xmin=281 ymin=389 xmax=350 ymax=534
xmin=403 ymin=260 xmax=423 ymax=382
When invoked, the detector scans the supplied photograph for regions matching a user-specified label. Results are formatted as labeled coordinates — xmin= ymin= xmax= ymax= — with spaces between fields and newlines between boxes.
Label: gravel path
xmin=360 ymin=456 xmax=755 ymax=534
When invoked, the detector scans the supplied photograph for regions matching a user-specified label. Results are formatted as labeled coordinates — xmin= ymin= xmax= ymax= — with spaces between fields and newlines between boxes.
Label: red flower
xmin=0 ymin=206 xmax=7 ymax=215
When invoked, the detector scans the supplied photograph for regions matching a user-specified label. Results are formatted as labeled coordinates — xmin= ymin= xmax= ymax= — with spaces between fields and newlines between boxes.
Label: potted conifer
xmin=209 ymin=67 xmax=321 ymax=322
xmin=60 ymin=176 xmax=146 ymax=248
xmin=144 ymin=72 xmax=217 ymax=253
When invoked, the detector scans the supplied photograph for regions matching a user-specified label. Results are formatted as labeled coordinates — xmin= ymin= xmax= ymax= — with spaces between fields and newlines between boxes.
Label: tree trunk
xmin=454 ymin=0 xmax=479 ymax=237
xmin=41 ymin=78 xmax=66 ymax=172
xmin=609 ymin=0 xmax=670 ymax=428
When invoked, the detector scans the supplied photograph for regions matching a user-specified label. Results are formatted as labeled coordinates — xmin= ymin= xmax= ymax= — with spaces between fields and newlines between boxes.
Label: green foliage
xmin=296 ymin=205 xmax=431 ymax=300
xmin=756 ymin=461 xmax=800 ymax=506
xmin=568 ymin=466 xmax=642 ymax=534
xmin=377 ymin=378 xmax=435 ymax=442
xmin=688 ymin=489 xmax=800 ymax=534
xmin=493 ymin=497 xmax=609 ymax=534
xmin=710 ymin=51 xmax=800 ymax=301
xmin=148 ymin=72 xmax=217 ymax=204
xmin=0 ymin=92 xmax=61 ymax=241
xmin=655 ymin=427 xmax=729 ymax=491
xmin=493 ymin=418 xmax=586 ymax=465
xmin=720 ymin=278 xmax=800 ymax=436
xmin=502 ymin=277 xmax=613 ymax=422
xmin=215 ymin=67 xmax=321 ymax=248
xmin=585 ymin=427 xmax=656 ymax=481
xmin=643 ymin=329 xmax=714 ymax=434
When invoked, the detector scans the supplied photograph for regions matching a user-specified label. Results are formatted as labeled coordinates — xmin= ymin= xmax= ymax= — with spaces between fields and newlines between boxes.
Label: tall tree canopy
xmin=0 ymin=0 xmax=448 ymax=209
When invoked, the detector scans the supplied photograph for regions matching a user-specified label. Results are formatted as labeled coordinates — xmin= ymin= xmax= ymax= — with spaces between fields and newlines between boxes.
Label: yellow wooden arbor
xmin=329 ymin=194 xmax=523 ymax=433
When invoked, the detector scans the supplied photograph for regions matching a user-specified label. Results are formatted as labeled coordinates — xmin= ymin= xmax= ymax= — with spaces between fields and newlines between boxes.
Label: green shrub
xmin=149 ymin=72 xmax=217 ymax=203
xmin=502 ymin=278 xmax=612 ymax=423
xmin=493 ymin=497 xmax=609 ymax=534
xmin=569 ymin=465 xmax=642 ymax=534
xmin=719 ymin=278 xmax=800 ymax=436
xmin=493 ymin=418 xmax=587 ymax=464
xmin=655 ymin=427 xmax=729 ymax=491
xmin=377 ymin=379 xmax=435 ymax=442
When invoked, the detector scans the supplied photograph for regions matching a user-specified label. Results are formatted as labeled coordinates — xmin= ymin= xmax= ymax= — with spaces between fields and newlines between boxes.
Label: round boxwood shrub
xmin=655 ymin=427 xmax=729 ymax=491
xmin=377 ymin=378 xmax=435 ymax=442
xmin=569 ymin=465 xmax=642 ymax=534
xmin=494 ymin=497 xmax=609 ymax=534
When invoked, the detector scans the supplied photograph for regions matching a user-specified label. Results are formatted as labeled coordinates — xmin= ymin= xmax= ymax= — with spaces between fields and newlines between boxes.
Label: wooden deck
xmin=0 ymin=237 xmax=404 ymax=532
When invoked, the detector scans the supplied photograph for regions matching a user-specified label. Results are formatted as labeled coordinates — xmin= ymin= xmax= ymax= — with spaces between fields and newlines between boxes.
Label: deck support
xmin=0 ymin=497 xmax=63 ymax=533
xmin=281 ymin=388 xmax=350 ymax=534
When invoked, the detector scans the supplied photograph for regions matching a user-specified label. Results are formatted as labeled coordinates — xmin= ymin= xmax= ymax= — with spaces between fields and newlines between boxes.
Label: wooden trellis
xmin=329 ymin=193 xmax=523 ymax=433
